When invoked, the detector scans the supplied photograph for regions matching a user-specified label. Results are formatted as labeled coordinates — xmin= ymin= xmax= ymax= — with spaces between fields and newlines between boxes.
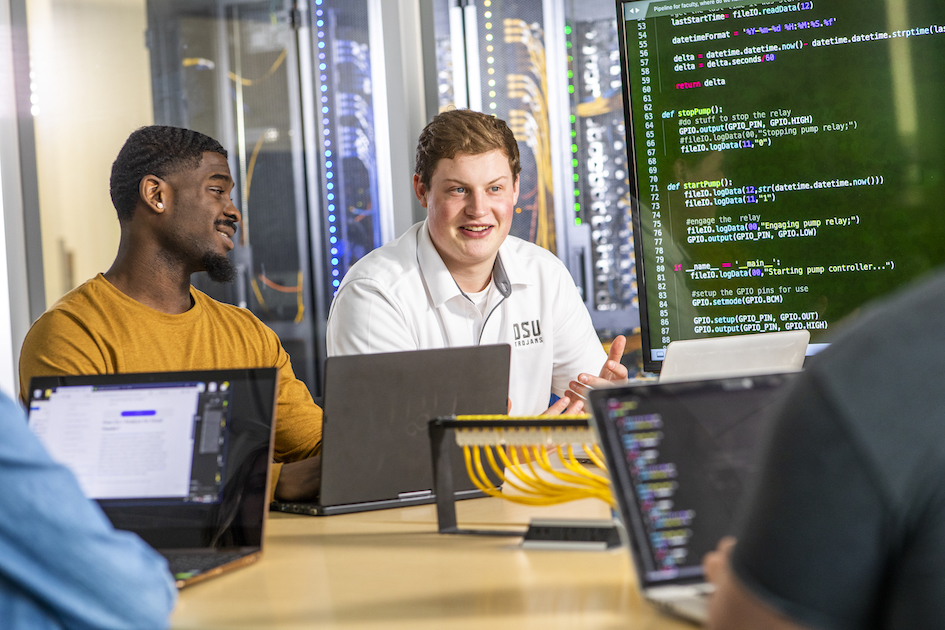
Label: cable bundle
xmin=503 ymin=18 xmax=555 ymax=251
xmin=453 ymin=415 xmax=615 ymax=507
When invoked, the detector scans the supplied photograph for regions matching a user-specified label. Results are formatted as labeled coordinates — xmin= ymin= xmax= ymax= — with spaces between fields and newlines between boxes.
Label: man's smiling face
xmin=162 ymin=151 xmax=240 ymax=282
xmin=415 ymin=149 xmax=519 ymax=290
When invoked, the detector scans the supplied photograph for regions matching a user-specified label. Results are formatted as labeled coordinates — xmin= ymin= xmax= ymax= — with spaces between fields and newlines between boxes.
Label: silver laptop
xmin=659 ymin=330 xmax=809 ymax=383
xmin=27 ymin=368 xmax=278 ymax=588
xmin=589 ymin=373 xmax=798 ymax=623
xmin=272 ymin=344 xmax=511 ymax=516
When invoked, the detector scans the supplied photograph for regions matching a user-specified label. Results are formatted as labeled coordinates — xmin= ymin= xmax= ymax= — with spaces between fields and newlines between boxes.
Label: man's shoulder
xmin=812 ymin=269 xmax=945 ymax=388
xmin=340 ymin=224 xmax=424 ymax=289
xmin=503 ymin=235 xmax=568 ymax=269
xmin=34 ymin=276 xmax=116 ymax=328
xmin=500 ymin=235 xmax=574 ymax=290
xmin=801 ymin=269 xmax=945 ymax=493
xmin=46 ymin=275 xmax=108 ymax=309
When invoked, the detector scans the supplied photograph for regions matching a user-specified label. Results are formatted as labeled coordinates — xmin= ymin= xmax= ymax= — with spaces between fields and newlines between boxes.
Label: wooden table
xmin=171 ymin=497 xmax=694 ymax=629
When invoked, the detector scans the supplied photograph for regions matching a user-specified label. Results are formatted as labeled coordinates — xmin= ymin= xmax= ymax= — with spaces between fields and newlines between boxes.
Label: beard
xmin=202 ymin=251 xmax=236 ymax=283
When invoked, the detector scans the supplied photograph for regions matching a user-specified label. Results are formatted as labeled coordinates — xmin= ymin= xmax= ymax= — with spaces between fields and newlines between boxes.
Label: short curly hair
xmin=109 ymin=126 xmax=227 ymax=222
xmin=414 ymin=109 xmax=521 ymax=188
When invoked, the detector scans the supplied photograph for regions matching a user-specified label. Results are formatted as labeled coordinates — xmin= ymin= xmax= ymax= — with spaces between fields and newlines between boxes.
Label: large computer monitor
xmin=616 ymin=0 xmax=945 ymax=372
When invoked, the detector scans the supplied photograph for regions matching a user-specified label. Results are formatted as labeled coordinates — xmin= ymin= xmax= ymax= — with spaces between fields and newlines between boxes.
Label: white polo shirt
xmin=326 ymin=220 xmax=607 ymax=415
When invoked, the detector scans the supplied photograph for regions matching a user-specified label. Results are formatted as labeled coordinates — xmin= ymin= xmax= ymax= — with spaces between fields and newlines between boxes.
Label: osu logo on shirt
xmin=513 ymin=320 xmax=543 ymax=347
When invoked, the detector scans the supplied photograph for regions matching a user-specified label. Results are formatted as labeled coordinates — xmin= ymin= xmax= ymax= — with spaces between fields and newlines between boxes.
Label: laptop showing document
xmin=659 ymin=330 xmax=809 ymax=383
xmin=274 ymin=344 xmax=510 ymax=516
xmin=589 ymin=373 xmax=798 ymax=623
xmin=27 ymin=368 xmax=278 ymax=588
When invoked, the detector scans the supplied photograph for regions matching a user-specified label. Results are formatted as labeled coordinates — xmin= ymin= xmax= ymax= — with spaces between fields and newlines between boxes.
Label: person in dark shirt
xmin=704 ymin=268 xmax=945 ymax=629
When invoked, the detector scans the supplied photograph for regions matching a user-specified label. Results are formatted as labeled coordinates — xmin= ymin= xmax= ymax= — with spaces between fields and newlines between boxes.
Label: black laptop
xmin=589 ymin=373 xmax=798 ymax=623
xmin=273 ymin=344 xmax=511 ymax=516
xmin=27 ymin=368 xmax=278 ymax=588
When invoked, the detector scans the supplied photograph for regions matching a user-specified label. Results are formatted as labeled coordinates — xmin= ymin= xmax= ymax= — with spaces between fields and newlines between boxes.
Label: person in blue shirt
xmin=0 ymin=390 xmax=177 ymax=629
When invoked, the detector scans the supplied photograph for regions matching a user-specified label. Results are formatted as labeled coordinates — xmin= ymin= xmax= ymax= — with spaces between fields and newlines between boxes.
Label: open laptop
xmin=27 ymin=368 xmax=278 ymax=588
xmin=659 ymin=330 xmax=809 ymax=383
xmin=273 ymin=344 xmax=511 ymax=516
xmin=589 ymin=373 xmax=798 ymax=623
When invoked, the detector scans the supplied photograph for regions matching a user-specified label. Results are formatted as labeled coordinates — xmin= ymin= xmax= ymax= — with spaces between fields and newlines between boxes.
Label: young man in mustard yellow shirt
xmin=19 ymin=126 xmax=321 ymax=501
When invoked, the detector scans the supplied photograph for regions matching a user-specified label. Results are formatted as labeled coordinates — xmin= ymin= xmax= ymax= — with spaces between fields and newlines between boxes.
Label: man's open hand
xmin=568 ymin=335 xmax=630 ymax=401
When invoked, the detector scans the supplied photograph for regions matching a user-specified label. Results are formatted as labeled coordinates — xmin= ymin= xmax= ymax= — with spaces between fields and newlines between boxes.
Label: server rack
xmin=146 ymin=0 xmax=389 ymax=396
xmin=563 ymin=0 xmax=638 ymax=332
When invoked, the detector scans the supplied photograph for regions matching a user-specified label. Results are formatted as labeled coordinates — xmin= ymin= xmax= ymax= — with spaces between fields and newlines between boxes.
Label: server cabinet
xmin=563 ymin=0 xmax=638 ymax=333
xmin=146 ymin=0 xmax=389 ymax=396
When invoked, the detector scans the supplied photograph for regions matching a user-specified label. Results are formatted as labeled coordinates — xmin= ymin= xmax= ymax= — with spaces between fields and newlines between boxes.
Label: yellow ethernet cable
xmin=452 ymin=416 xmax=616 ymax=508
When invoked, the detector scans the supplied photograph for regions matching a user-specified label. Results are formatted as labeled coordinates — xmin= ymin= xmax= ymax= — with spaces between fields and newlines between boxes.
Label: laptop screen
xmin=316 ymin=344 xmax=511 ymax=512
xmin=592 ymin=373 xmax=796 ymax=585
xmin=28 ymin=369 xmax=277 ymax=550
xmin=29 ymin=380 xmax=234 ymax=505
xmin=659 ymin=330 xmax=808 ymax=383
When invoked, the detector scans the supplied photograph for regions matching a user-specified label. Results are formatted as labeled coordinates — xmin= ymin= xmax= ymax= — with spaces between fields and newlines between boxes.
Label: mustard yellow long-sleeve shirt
xmin=19 ymin=274 xmax=322 ymax=493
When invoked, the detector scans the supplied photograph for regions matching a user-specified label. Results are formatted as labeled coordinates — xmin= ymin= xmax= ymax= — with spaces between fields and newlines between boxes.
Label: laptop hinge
xmin=398 ymin=489 xmax=433 ymax=500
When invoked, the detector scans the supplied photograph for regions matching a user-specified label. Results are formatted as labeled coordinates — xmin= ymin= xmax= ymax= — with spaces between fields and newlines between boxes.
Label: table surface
xmin=170 ymin=497 xmax=695 ymax=630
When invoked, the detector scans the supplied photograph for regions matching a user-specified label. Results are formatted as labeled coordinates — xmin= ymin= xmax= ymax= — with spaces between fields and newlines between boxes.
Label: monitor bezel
xmin=615 ymin=0 xmax=663 ymax=372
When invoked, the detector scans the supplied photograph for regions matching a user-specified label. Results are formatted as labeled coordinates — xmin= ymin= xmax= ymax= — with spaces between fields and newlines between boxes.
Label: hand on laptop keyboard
xmin=275 ymin=454 xmax=322 ymax=502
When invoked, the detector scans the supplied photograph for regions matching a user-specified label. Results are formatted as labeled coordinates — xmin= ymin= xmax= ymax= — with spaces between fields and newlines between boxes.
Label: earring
xmin=156 ymin=202 xmax=164 ymax=209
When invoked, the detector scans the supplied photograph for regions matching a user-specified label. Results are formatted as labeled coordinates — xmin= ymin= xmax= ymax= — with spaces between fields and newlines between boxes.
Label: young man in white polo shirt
xmin=326 ymin=109 xmax=626 ymax=415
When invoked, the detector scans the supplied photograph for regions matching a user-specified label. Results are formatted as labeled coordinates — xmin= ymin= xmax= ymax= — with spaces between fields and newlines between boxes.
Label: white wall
xmin=27 ymin=0 xmax=152 ymax=305
xmin=0 ymin=159 xmax=16 ymax=398
xmin=0 ymin=0 xmax=28 ymax=398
